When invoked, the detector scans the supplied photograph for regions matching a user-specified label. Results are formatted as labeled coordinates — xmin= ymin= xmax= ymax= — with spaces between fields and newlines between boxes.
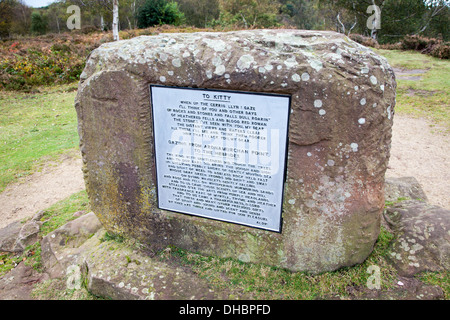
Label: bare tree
xmin=336 ymin=12 xmax=357 ymax=36
xmin=69 ymin=0 xmax=120 ymax=40
xmin=112 ymin=0 xmax=119 ymax=40
xmin=416 ymin=0 xmax=448 ymax=35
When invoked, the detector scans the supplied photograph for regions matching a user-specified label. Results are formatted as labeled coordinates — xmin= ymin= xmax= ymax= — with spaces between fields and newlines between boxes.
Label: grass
xmin=374 ymin=49 xmax=450 ymax=131
xmin=159 ymin=226 xmax=398 ymax=300
xmin=38 ymin=189 xmax=90 ymax=236
xmin=417 ymin=271 xmax=450 ymax=298
xmin=0 ymin=83 xmax=80 ymax=192
xmin=0 ymin=251 xmax=25 ymax=278
xmin=31 ymin=277 xmax=100 ymax=300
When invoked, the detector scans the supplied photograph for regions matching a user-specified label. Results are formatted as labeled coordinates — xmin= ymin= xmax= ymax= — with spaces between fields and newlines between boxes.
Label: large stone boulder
xmin=75 ymin=29 xmax=396 ymax=273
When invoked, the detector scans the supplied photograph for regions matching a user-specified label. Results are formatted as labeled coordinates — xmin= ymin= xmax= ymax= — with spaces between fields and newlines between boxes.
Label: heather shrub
xmin=349 ymin=34 xmax=379 ymax=48
xmin=401 ymin=35 xmax=436 ymax=51
xmin=0 ymin=33 xmax=100 ymax=90
xmin=349 ymin=33 xmax=449 ymax=60
xmin=429 ymin=42 xmax=450 ymax=59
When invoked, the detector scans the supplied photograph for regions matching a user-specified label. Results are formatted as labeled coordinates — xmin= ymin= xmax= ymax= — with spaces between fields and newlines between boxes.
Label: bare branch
xmin=347 ymin=16 xmax=357 ymax=36
xmin=336 ymin=12 xmax=345 ymax=34
xmin=416 ymin=0 xmax=448 ymax=35
xmin=240 ymin=13 xmax=248 ymax=29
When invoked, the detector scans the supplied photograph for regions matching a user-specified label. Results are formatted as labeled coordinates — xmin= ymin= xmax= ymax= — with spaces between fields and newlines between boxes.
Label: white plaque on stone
xmin=150 ymin=86 xmax=290 ymax=232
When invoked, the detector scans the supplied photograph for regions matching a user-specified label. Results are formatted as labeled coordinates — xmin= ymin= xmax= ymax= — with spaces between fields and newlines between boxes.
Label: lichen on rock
xmin=384 ymin=200 xmax=450 ymax=276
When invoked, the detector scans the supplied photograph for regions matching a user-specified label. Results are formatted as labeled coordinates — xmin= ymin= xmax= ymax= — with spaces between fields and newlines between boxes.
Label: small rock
xmin=385 ymin=177 xmax=428 ymax=203
xmin=384 ymin=200 xmax=450 ymax=277
xmin=0 ymin=262 xmax=49 ymax=300
xmin=0 ymin=218 xmax=42 ymax=252
xmin=73 ymin=210 xmax=86 ymax=217
xmin=0 ymin=211 xmax=45 ymax=253
xmin=0 ymin=221 xmax=23 ymax=253
xmin=40 ymin=212 xmax=103 ymax=279
xmin=13 ymin=219 xmax=41 ymax=252
xmin=32 ymin=210 xmax=45 ymax=222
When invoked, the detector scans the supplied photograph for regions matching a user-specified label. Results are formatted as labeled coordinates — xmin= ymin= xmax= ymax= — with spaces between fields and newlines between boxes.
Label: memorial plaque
xmin=150 ymin=86 xmax=290 ymax=232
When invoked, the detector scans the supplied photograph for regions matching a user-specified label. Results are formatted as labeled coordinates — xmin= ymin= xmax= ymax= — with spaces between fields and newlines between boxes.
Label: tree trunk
xmin=371 ymin=28 xmax=378 ymax=41
xmin=100 ymin=14 xmax=105 ymax=31
xmin=112 ymin=0 xmax=119 ymax=41
xmin=347 ymin=16 xmax=357 ymax=37
xmin=336 ymin=12 xmax=345 ymax=34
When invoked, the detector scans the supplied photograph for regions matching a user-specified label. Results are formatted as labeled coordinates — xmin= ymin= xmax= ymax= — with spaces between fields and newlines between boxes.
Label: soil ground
xmin=386 ymin=114 xmax=449 ymax=209
xmin=0 ymin=154 xmax=84 ymax=229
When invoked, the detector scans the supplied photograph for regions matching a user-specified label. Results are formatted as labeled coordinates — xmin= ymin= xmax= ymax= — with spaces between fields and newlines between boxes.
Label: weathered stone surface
xmin=0 ymin=211 xmax=43 ymax=253
xmin=0 ymin=262 xmax=49 ymax=300
xmin=82 ymin=238 xmax=227 ymax=300
xmin=14 ymin=219 xmax=41 ymax=251
xmin=40 ymin=211 xmax=103 ymax=278
xmin=0 ymin=221 xmax=22 ymax=253
xmin=328 ymin=276 xmax=444 ymax=300
xmin=384 ymin=200 xmax=450 ymax=276
xmin=39 ymin=212 xmax=230 ymax=300
xmin=75 ymin=29 xmax=396 ymax=273
xmin=385 ymin=176 xmax=428 ymax=203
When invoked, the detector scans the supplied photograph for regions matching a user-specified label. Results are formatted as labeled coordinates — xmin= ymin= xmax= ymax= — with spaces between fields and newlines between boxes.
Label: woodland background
xmin=0 ymin=0 xmax=449 ymax=90
xmin=0 ymin=0 xmax=448 ymax=44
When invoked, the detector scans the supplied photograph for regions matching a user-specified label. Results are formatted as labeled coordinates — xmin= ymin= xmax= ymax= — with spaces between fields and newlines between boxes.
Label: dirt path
xmin=0 ymin=154 xmax=85 ymax=229
xmin=0 ymin=114 xmax=448 ymax=230
xmin=386 ymin=115 xmax=449 ymax=209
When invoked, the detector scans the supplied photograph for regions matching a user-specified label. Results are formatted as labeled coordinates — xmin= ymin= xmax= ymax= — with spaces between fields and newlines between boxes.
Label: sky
xmin=22 ymin=0 xmax=59 ymax=8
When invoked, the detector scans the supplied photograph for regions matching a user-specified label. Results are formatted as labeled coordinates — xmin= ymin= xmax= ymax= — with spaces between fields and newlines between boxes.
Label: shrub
xmin=137 ymin=0 xmax=185 ymax=28
xmin=81 ymin=25 xmax=99 ymax=35
xmin=119 ymin=29 xmax=140 ymax=40
xmin=349 ymin=34 xmax=379 ymax=48
xmin=401 ymin=35 xmax=436 ymax=51
xmin=30 ymin=12 xmax=47 ymax=35
xmin=400 ymin=35 xmax=449 ymax=59
xmin=379 ymin=42 xmax=403 ymax=50
xmin=372 ymin=34 xmax=448 ymax=60
xmin=430 ymin=42 xmax=450 ymax=59
xmin=349 ymin=34 xmax=448 ymax=60
xmin=0 ymin=33 xmax=97 ymax=90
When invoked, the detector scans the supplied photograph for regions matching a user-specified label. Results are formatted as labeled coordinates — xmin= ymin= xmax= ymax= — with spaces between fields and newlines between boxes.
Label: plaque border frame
xmin=150 ymin=85 xmax=291 ymax=233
